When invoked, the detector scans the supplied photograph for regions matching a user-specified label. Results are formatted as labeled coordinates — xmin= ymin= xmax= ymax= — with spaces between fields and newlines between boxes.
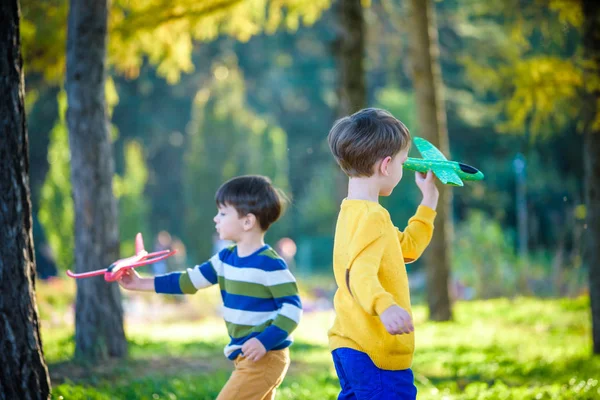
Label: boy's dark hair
xmin=328 ymin=108 xmax=411 ymax=177
xmin=215 ymin=175 xmax=287 ymax=231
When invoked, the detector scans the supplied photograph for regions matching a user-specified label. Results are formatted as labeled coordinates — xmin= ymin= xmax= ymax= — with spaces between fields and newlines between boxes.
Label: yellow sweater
xmin=328 ymin=200 xmax=436 ymax=370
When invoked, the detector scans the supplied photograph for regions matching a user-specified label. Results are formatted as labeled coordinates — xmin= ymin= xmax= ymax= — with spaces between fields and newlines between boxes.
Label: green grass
xmin=41 ymin=291 xmax=600 ymax=399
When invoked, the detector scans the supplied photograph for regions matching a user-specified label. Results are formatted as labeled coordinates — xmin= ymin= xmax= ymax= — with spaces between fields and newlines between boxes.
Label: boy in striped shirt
xmin=118 ymin=175 xmax=302 ymax=400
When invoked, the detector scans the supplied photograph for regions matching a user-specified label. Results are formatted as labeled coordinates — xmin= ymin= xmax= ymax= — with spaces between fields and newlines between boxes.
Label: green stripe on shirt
xmin=217 ymin=277 xmax=298 ymax=299
xmin=226 ymin=319 xmax=275 ymax=339
xmin=259 ymin=248 xmax=283 ymax=260
xmin=179 ymin=273 xmax=197 ymax=294
xmin=273 ymin=314 xmax=298 ymax=333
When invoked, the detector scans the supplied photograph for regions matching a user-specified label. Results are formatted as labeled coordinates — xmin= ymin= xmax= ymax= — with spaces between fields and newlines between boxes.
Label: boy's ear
xmin=379 ymin=156 xmax=392 ymax=176
xmin=243 ymin=213 xmax=258 ymax=231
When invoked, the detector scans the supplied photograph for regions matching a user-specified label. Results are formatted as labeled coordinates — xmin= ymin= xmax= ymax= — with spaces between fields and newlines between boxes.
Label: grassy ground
xmin=39 ymin=279 xmax=599 ymax=399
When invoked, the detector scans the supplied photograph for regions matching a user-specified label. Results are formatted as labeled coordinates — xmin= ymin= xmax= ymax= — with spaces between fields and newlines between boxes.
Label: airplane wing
xmin=413 ymin=137 xmax=448 ymax=161
xmin=432 ymin=167 xmax=464 ymax=186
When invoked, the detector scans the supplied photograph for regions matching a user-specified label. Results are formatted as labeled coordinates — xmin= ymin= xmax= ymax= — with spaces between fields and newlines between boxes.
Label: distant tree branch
xmin=114 ymin=0 xmax=246 ymax=36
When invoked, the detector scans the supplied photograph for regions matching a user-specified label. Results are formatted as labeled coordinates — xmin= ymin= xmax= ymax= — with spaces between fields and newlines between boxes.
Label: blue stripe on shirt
xmin=256 ymin=325 xmax=290 ymax=351
xmin=229 ymin=331 xmax=262 ymax=346
xmin=219 ymin=245 xmax=287 ymax=271
xmin=222 ymin=292 xmax=302 ymax=312
xmin=228 ymin=339 xmax=292 ymax=360
xmin=154 ymin=272 xmax=184 ymax=295
xmin=199 ymin=261 xmax=218 ymax=284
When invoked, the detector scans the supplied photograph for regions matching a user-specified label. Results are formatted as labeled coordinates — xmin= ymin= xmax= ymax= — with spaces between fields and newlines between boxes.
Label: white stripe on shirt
xmin=222 ymin=306 xmax=279 ymax=326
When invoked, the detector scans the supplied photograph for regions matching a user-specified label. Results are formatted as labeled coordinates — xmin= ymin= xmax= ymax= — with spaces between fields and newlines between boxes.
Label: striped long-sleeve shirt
xmin=154 ymin=244 xmax=302 ymax=360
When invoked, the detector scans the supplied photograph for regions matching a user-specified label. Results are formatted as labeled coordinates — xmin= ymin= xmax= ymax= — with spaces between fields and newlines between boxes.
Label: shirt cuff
xmin=374 ymin=294 xmax=397 ymax=316
xmin=415 ymin=205 xmax=437 ymax=222
xmin=255 ymin=325 xmax=288 ymax=351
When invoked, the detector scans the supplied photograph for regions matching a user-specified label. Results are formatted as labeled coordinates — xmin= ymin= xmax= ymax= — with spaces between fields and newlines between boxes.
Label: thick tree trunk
xmin=0 ymin=1 xmax=52 ymax=398
xmin=407 ymin=0 xmax=453 ymax=321
xmin=582 ymin=0 xmax=600 ymax=355
xmin=66 ymin=0 xmax=127 ymax=360
xmin=335 ymin=0 xmax=367 ymax=200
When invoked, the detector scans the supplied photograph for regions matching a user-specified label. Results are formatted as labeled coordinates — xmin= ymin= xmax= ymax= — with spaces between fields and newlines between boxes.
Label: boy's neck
xmin=347 ymin=177 xmax=380 ymax=203
xmin=236 ymin=232 xmax=266 ymax=257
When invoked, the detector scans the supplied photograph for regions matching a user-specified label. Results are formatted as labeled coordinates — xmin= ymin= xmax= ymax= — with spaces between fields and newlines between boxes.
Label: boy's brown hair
xmin=215 ymin=175 xmax=287 ymax=231
xmin=328 ymin=108 xmax=411 ymax=177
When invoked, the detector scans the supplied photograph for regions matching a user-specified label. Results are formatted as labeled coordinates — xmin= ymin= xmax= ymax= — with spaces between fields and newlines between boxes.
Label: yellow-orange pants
xmin=216 ymin=348 xmax=290 ymax=400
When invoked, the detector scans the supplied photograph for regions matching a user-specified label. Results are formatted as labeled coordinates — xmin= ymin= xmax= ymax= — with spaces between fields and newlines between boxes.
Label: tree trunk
xmin=337 ymin=0 xmax=366 ymax=117
xmin=582 ymin=0 xmax=600 ymax=355
xmin=335 ymin=0 xmax=367 ymax=200
xmin=0 ymin=1 xmax=52 ymax=398
xmin=66 ymin=0 xmax=127 ymax=360
xmin=407 ymin=0 xmax=453 ymax=321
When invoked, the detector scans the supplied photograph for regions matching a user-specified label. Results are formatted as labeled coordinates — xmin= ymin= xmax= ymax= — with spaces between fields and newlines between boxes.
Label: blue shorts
xmin=332 ymin=348 xmax=417 ymax=400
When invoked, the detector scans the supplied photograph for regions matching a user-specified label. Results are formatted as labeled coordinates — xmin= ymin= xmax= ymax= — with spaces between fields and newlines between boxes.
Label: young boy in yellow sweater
xmin=327 ymin=108 xmax=439 ymax=399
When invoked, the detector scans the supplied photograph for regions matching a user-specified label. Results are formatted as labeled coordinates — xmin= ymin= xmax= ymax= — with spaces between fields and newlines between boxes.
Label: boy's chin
xmin=379 ymin=188 xmax=394 ymax=196
xmin=217 ymin=232 xmax=229 ymax=241
xmin=219 ymin=233 xmax=238 ymax=242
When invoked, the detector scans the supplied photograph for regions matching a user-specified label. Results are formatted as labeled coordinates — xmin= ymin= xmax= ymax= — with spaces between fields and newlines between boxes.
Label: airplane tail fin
xmin=135 ymin=232 xmax=145 ymax=255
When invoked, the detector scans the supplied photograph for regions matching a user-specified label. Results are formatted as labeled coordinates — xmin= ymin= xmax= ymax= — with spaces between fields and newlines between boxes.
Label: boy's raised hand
xmin=416 ymin=170 xmax=439 ymax=210
xmin=379 ymin=305 xmax=414 ymax=335
xmin=241 ymin=337 xmax=267 ymax=362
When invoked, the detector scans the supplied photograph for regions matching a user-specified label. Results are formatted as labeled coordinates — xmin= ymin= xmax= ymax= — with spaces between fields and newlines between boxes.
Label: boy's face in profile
xmin=379 ymin=147 xmax=409 ymax=197
xmin=214 ymin=204 xmax=245 ymax=241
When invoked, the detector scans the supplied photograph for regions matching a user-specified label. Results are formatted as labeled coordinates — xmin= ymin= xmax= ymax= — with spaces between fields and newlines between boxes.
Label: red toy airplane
xmin=66 ymin=233 xmax=176 ymax=282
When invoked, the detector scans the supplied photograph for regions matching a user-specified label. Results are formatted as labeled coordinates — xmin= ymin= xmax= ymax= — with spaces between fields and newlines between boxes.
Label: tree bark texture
xmin=66 ymin=0 xmax=127 ymax=360
xmin=407 ymin=0 xmax=453 ymax=321
xmin=0 ymin=1 xmax=52 ymax=398
xmin=582 ymin=0 xmax=600 ymax=355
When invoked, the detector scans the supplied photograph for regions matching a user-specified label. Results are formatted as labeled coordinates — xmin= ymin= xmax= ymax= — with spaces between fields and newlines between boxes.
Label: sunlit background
xmin=19 ymin=0 xmax=599 ymax=398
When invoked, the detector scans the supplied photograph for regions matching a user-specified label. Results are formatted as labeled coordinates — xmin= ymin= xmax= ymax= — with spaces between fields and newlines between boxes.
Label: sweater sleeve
xmin=397 ymin=205 xmax=437 ymax=263
xmin=348 ymin=211 xmax=396 ymax=316
xmin=255 ymin=265 xmax=302 ymax=351
xmin=154 ymin=256 xmax=218 ymax=294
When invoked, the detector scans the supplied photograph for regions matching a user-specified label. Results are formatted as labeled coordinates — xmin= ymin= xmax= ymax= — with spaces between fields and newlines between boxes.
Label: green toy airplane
xmin=403 ymin=137 xmax=484 ymax=186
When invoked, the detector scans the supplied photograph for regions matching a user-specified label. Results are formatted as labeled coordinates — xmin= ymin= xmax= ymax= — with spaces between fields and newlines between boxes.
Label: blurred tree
xmin=184 ymin=58 xmax=290 ymax=260
xmin=455 ymin=0 xmax=599 ymax=349
xmin=336 ymin=0 xmax=366 ymax=116
xmin=407 ymin=0 xmax=453 ymax=321
xmin=21 ymin=0 xmax=332 ymax=84
xmin=39 ymin=90 xmax=150 ymax=272
xmin=229 ymin=21 xmax=339 ymax=242
xmin=66 ymin=0 xmax=126 ymax=360
xmin=332 ymin=0 xmax=367 ymax=201
xmin=38 ymin=92 xmax=74 ymax=272
xmin=22 ymin=0 xmax=333 ymax=268
xmin=22 ymin=0 xmax=591 ymax=290
xmin=113 ymin=140 xmax=151 ymax=257
xmin=453 ymin=212 xmax=518 ymax=299
xmin=581 ymin=0 xmax=600 ymax=355
xmin=0 ymin=0 xmax=51 ymax=397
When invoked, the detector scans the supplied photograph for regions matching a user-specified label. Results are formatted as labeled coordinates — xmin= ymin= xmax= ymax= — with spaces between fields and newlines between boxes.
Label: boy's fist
xmin=118 ymin=269 xmax=142 ymax=290
xmin=241 ymin=338 xmax=267 ymax=362
xmin=379 ymin=305 xmax=414 ymax=335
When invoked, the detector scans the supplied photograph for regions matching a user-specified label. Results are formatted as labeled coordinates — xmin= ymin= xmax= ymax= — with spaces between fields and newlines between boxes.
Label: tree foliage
xmin=39 ymin=91 xmax=73 ymax=271
xmin=184 ymin=56 xmax=290 ymax=259
xmin=23 ymin=0 xmax=592 ymax=302
xmin=454 ymin=0 xmax=599 ymax=136
xmin=21 ymin=0 xmax=331 ymax=84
